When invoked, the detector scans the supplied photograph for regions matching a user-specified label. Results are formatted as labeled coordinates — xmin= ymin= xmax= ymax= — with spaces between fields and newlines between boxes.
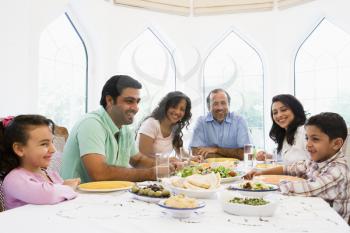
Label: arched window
xmin=38 ymin=13 xmax=88 ymax=129
xmin=295 ymin=18 xmax=350 ymax=124
xmin=118 ymin=27 xmax=176 ymax=130
xmin=203 ymin=29 xmax=264 ymax=148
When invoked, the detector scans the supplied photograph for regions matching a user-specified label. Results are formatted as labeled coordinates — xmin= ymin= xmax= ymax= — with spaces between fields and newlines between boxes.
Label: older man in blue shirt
xmin=189 ymin=89 xmax=252 ymax=160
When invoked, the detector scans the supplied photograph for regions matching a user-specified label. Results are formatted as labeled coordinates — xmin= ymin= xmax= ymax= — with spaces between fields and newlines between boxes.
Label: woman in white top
xmin=136 ymin=91 xmax=192 ymax=157
xmin=257 ymin=94 xmax=309 ymax=164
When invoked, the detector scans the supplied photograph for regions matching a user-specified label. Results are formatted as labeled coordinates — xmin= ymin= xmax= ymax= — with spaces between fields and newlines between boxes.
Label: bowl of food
xmin=158 ymin=194 xmax=205 ymax=219
xmin=219 ymin=191 xmax=278 ymax=217
xmin=164 ymin=173 xmax=220 ymax=199
xmin=129 ymin=183 xmax=171 ymax=203
xmin=228 ymin=181 xmax=278 ymax=198
xmin=176 ymin=164 xmax=241 ymax=184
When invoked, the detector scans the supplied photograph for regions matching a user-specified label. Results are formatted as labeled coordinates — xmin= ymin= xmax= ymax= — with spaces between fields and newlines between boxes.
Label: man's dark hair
xmin=100 ymin=75 xmax=142 ymax=108
xmin=206 ymin=88 xmax=231 ymax=110
xmin=305 ymin=112 xmax=348 ymax=141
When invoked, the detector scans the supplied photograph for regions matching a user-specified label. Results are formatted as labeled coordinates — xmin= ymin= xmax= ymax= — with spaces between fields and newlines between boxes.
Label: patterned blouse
xmin=280 ymin=150 xmax=350 ymax=222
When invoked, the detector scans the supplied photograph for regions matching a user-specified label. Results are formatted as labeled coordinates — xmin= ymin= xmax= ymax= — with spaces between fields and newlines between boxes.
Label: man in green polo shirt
xmin=60 ymin=75 xmax=159 ymax=183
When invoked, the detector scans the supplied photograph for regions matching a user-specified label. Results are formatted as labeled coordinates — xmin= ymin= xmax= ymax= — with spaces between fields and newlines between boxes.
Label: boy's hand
xmin=243 ymin=169 xmax=263 ymax=180
xmin=256 ymin=151 xmax=266 ymax=161
xmin=190 ymin=155 xmax=204 ymax=163
xmin=63 ymin=178 xmax=81 ymax=189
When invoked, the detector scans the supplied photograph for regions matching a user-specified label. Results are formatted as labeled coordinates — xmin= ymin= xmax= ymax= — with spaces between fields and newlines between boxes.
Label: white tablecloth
xmin=0 ymin=187 xmax=349 ymax=233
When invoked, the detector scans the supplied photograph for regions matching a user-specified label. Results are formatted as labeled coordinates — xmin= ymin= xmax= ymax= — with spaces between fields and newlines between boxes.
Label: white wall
xmin=64 ymin=0 xmax=350 ymax=107
xmin=68 ymin=0 xmax=350 ymax=148
xmin=0 ymin=0 xmax=69 ymax=116
xmin=1 ymin=0 xmax=350 ymax=147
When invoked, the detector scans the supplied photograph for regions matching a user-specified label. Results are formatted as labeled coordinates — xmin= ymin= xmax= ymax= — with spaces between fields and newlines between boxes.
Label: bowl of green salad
xmin=219 ymin=190 xmax=279 ymax=217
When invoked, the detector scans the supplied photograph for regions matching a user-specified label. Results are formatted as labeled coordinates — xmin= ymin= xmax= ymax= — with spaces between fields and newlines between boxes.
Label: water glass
xmin=155 ymin=152 xmax=170 ymax=180
xmin=244 ymin=144 xmax=254 ymax=167
xmin=179 ymin=147 xmax=191 ymax=165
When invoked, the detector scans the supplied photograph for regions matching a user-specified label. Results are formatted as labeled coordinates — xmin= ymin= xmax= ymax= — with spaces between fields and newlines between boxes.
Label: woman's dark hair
xmin=100 ymin=75 xmax=142 ymax=108
xmin=269 ymin=94 xmax=306 ymax=153
xmin=149 ymin=91 xmax=192 ymax=150
xmin=0 ymin=115 xmax=55 ymax=180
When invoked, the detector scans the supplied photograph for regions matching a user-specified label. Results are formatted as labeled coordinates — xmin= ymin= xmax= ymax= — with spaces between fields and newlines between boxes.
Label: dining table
xmin=0 ymin=181 xmax=349 ymax=233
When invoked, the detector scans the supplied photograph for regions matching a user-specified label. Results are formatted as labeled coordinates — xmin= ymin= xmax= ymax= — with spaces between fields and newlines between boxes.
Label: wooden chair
xmin=47 ymin=125 xmax=69 ymax=173
xmin=341 ymin=128 xmax=350 ymax=167
xmin=0 ymin=181 xmax=5 ymax=212
xmin=54 ymin=125 xmax=69 ymax=143
xmin=0 ymin=118 xmax=5 ymax=211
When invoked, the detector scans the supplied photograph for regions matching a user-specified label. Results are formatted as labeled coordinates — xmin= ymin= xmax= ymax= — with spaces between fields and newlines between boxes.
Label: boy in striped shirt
xmin=246 ymin=112 xmax=350 ymax=223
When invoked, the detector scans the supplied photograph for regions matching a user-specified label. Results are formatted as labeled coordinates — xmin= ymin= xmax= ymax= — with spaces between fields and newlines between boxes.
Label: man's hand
xmin=63 ymin=178 xmax=81 ymax=189
xmin=195 ymin=147 xmax=218 ymax=158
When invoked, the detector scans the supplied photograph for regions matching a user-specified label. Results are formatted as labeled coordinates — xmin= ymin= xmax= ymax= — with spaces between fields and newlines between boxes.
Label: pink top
xmin=2 ymin=167 xmax=77 ymax=210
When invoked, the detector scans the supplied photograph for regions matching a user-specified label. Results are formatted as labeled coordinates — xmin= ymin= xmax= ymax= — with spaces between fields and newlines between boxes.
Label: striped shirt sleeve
xmin=280 ymin=163 xmax=343 ymax=198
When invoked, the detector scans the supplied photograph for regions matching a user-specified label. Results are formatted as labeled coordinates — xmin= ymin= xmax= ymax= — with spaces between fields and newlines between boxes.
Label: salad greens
xmin=229 ymin=197 xmax=269 ymax=206
xmin=177 ymin=165 xmax=237 ymax=178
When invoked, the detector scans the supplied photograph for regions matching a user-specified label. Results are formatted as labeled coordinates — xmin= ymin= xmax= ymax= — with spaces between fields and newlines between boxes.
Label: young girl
xmin=136 ymin=91 xmax=192 ymax=157
xmin=256 ymin=94 xmax=309 ymax=164
xmin=0 ymin=115 xmax=79 ymax=210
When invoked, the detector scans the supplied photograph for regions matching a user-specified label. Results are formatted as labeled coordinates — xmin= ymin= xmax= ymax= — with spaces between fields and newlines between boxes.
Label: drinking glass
xmin=244 ymin=144 xmax=254 ymax=168
xmin=155 ymin=152 xmax=170 ymax=181
xmin=179 ymin=147 xmax=191 ymax=166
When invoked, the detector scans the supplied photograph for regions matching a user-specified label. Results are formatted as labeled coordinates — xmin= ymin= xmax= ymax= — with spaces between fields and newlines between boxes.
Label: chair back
xmin=0 ymin=118 xmax=5 ymax=211
xmin=341 ymin=128 xmax=350 ymax=167
xmin=0 ymin=181 xmax=5 ymax=212
xmin=47 ymin=125 xmax=69 ymax=173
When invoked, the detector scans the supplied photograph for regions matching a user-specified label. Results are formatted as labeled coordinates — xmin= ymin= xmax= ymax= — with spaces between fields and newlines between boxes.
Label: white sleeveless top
xmin=281 ymin=126 xmax=310 ymax=164
xmin=136 ymin=117 xmax=174 ymax=156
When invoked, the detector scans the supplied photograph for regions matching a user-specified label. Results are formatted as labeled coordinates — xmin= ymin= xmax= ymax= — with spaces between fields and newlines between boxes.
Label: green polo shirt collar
xmin=98 ymin=107 xmax=119 ymax=136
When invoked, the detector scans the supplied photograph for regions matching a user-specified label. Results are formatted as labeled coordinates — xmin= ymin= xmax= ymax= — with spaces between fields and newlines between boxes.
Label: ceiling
xmin=111 ymin=0 xmax=316 ymax=16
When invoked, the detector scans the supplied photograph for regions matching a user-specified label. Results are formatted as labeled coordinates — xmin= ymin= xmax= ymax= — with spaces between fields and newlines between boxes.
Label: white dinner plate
xmin=220 ymin=172 xmax=244 ymax=183
xmin=228 ymin=182 xmax=278 ymax=198
xmin=129 ymin=191 xmax=168 ymax=203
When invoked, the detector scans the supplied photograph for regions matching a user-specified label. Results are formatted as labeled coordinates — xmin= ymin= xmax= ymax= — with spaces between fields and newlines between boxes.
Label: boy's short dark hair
xmin=100 ymin=75 xmax=142 ymax=108
xmin=305 ymin=112 xmax=348 ymax=141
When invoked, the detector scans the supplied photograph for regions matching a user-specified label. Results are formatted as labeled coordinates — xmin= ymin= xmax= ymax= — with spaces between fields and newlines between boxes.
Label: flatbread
xmin=207 ymin=173 xmax=221 ymax=189
xmin=171 ymin=173 xmax=221 ymax=190
xmin=183 ymin=180 xmax=206 ymax=190
xmin=171 ymin=177 xmax=186 ymax=188
xmin=187 ymin=174 xmax=211 ymax=189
